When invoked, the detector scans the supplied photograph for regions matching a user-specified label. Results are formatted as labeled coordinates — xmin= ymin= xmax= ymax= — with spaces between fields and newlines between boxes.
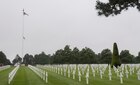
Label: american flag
xmin=23 ymin=36 xmax=25 ymax=40
xmin=23 ymin=9 xmax=29 ymax=16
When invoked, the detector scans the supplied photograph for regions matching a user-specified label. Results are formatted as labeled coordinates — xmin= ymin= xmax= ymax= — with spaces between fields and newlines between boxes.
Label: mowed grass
xmin=0 ymin=66 xmax=15 ymax=85
xmin=1 ymin=66 xmax=140 ymax=85
xmin=42 ymin=65 xmax=140 ymax=85
xmin=10 ymin=66 xmax=46 ymax=85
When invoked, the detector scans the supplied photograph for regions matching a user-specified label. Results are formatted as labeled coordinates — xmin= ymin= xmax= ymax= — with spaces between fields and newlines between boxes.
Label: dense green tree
xmin=0 ymin=44 xmax=137 ymax=65
xmin=23 ymin=54 xmax=34 ymax=66
xmin=52 ymin=49 xmax=64 ymax=64
xmin=120 ymin=50 xmax=135 ymax=63
xmin=5 ymin=59 xmax=11 ymax=65
xmin=100 ymin=49 xmax=112 ymax=64
xmin=0 ymin=51 xmax=7 ymax=65
xmin=79 ymin=47 xmax=97 ymax=64
xmin=34 ymin=52 xmax=50 ymax=65
xmin=96 ymin=53 xmax=101 ymax=64
xmin=12 ymin=59 xmax=17 ymax=65
xmin=111 ymin=43 xmax=121 ymax=68
xmin=0 ymin=51 xmax=11 ymax=65
xmin=12 ymin=54 xmax=22 ymax=65
xmin=96 ymin=0 xmax=140 ymax=17
xmin=62 ymin=45 xmax=72 ymax=64
xmin=52 ymin=45 xmax=98 ymax=64
xmin=52 ymin=45 xmax=72 ymax=64
xmin=71 ymin=47 xmax=80 ymax=64
xmin=52 ymin=45 xmax=114 ymax=64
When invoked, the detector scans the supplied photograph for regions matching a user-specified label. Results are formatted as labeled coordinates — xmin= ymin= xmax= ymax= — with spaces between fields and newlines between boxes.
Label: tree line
xmin=12 ymin=45 xmax=140 ymax=65
xmin=1 ymin=45 xmax=140 ymax=66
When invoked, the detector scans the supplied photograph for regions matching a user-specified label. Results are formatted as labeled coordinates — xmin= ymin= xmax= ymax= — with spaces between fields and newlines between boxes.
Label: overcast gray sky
xmin=0 ymin=0 xmax=140 ymax=61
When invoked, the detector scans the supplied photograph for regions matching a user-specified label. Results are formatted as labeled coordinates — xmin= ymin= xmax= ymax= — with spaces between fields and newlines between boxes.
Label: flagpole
xmin=22 ymin=9 xmax=28 ymax=59
xmin=22 ymin=9 xmax=25 ymax=58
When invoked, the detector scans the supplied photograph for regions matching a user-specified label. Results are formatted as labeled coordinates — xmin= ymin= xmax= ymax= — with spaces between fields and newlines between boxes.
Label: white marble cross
xmin=86 ymin=72 xmax=89 ymax=84
xmin=137 ymin=70 xmax=140 ymax=80
xmin=43 ymin=71 xmax=46 ymax=80
xmin=129 ymin=67 xmax=132 ymax=75
xmin=46 ymin=72 xmax=48 ymax=83
xmin=82 ymin=69 xmax=85 ymax=75
xmin=56 ymin=67 xmax=58 ymax=73
xmin=108 ymin=70 xmax=112 ymax=80
xmin=125 ymin=70 xmax=129 ymax=79
xmin=72 ymin=70 xmax=76 ymax=79
xmin=61 ymin=68 xmax=63 ymax=75
xmin=120 ymin=72 xmax=123 ymax=84
xmin=78 ymin=71 xmax=82 ymax=82
xmin=116 ymin=69 xmax=119 ymax=77
xmin=58 ymin=68 xmax=60 ymax=74
xmin=92 ymin=69 xmax=95 ymax=77
xmin=87 ymin=67 xmax=89 ymax=73
xmin=64 ymin=69 xmax=66 ymax=76
xmin=100 ymin=70 xmax=103 ymax=79
xmin=68 ymin=69 xmax=70 ymax=78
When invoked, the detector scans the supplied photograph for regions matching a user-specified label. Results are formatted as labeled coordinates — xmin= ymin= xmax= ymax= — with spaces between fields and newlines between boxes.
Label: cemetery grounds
xmin=0 ymin=64 xmax=140 ymax=85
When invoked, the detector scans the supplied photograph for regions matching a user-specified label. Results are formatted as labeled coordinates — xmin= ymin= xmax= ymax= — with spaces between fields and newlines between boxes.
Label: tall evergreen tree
xmin=111 ymin=43 xmax=121 ymax=68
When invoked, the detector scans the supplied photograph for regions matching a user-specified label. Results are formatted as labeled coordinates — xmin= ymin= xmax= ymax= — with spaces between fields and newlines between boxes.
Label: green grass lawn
xmin=0 ymin=66 xmax=140 ymax=85
xmin=10 ymin=66 xmax=46 ymax=85
xmin=41 ymin=65 xmax=140 ymax=85
xmin=0 ymin=66 xmax=14 ymax=85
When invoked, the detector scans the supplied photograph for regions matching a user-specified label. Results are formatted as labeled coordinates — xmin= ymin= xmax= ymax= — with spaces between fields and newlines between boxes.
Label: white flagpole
xmin=22 ymin=9 xmax=28 ymax=59
xmin=22 ymin=9 xmax=25 ymax=58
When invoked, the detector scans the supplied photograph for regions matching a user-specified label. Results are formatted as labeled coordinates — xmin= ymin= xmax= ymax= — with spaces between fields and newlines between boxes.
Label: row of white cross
xmin=8 ymin=65 xmax=20 ymax=84
xmin=0 ymin=65 xmax=10 ymax=72
xmin=38 ymin=64 xmax=91 ymax=84
xmin=28 ymin=65 xmax=48 ymax=83
xmin=38 ymin=64 xmax=140 ymax=84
